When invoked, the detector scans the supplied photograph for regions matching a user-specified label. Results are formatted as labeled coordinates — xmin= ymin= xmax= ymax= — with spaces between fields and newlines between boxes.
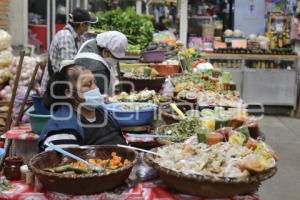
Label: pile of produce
xmin=158 ymin=108 xmax=259 ymax=143
xmin=0 ymin=56 xmax=43 ymax=100
xmin=123 ymin=66 xmax=159 ymax=78
xmin=108 ymin=89 xmax=170 ymax=104
xmin=119 ymin=104 xmax=152 ymax=111
xmin=126 ymin=44 xmax=141 ymax=55
xmin=172 ymin=72 xmax=241 ymax=107
xmin=154 ymin=141 xmax=277 ymax=180
xmin=197 ymin=90 xmax=242 ymax=107
xmin=0 ymin=177 xmax=14 ymax=192
xmin=44 ymin=152 xmax=130 ymax=175
xmin=153 ymin=31 xmax=176 ymax=46
xmin=162 ymin=117 xmax=202 ymax=142
xmin=0 ymin=30 xmax=13 ymax=88
xmin=93 ymin=7 xmax=154 ymax=48
xmin=172 ymin=72 xmax=221 ymax=89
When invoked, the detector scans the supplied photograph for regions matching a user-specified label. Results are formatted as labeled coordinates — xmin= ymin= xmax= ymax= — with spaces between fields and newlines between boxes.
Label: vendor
xmin=39 ymin=60 xmax=127 ymax=151
xmin=41 ymin=8 xmax=98 ymax=93
xmin=74 ymin=31 xmax=128 ymax=96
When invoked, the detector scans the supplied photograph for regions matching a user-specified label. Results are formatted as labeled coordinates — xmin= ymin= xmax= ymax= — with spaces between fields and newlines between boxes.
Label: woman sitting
xmin=38 ymin=60 xmax=126 ymax=151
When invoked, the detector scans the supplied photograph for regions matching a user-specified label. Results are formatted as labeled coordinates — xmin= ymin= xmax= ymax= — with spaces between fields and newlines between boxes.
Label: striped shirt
xmin=42 ymin=110 xmax=126 ymax=150
xmin=44 ymin=131 xmax=80 ymax=151
xmin=41 ymin=24 xmax=81 ymax=93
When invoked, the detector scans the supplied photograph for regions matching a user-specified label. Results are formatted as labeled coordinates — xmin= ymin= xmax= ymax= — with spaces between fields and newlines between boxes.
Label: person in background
xmin=155 ymin=16 xmax=167 ymax=31
xmin=39 ymin=60 xmax=126 ymax=151
xmin=41 ymin=8 xmax=98 ymax=93
xmin=74 ymin=31 xmax=128 ymax=96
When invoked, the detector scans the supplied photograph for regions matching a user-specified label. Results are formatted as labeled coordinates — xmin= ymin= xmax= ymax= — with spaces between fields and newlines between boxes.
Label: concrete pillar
xmin=179 ymin=0 xmax=188 ymax=47
xmin=9 ymin=0 xmax=28 ymax=46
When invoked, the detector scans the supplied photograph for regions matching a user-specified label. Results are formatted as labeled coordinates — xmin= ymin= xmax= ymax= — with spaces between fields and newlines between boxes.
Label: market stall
xmin=0 ymin=3 xmax=284 ymax=199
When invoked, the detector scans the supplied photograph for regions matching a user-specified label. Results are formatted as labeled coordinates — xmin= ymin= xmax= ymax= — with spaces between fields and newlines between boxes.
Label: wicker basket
xmin=28 ymin=145 xmax=138 ymax=195
xmin=144 ymin=148 xmax=277 ymax=198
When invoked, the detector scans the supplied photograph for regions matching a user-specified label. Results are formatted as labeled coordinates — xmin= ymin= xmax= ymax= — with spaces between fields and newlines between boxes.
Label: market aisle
xmin=258 ymin=116 xmax=300 ymax=200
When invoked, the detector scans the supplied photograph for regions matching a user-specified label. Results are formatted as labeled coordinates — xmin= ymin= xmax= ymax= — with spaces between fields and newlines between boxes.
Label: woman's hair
xmin=43 ymin=64 xmax=88 ymax=109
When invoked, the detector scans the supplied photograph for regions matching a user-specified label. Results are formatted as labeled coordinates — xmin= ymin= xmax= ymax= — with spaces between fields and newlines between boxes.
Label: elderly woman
xmin=39 ymin=60 xmax=126 ymax=151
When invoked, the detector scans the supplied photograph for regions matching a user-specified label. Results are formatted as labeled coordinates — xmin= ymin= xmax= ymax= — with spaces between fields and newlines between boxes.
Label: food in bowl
xmin=44 ymin=152 xmax=130 ymax=175
xmin=119 ymin=104 xmax=152 ymax=111
xmin=107 ymin=89 xmax=170 ymax=105
xmin=29 ymin=146 xmax=138 ymax=194
xmin=105 ymin=102 xmax=158 ymax=127
xmin=153 ymin=142 xmax=277 ymax=180
xmin=157 ymin=118 xmax=202 ymax=143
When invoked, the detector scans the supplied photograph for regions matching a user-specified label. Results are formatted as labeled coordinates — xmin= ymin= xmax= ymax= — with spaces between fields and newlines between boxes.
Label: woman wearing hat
xmin=41 ymin=8 xmax=98 ymax=93
xmin=74 ymin=31 xmax=128 ymax=96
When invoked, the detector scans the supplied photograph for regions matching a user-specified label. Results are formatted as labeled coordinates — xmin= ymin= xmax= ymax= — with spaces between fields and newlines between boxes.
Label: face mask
xmin=82 ymin=88 xmax=105 ymax=110
xmin=105 ymin=57 xmax=118 ymax=68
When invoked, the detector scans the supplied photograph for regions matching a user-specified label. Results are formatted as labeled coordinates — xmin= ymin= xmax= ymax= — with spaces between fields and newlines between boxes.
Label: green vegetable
xmin=120 ymin=104 xmax=152 ymax=111
xmin=0 ymin=177 xmax=14 ymax=192
xmin=92 ymin=7 xmax=154 ymax=48
xmin=143 ymin=67 xmax=152 ymax=77
xmin=127 ymin=44 xmax=141 ymax=55
xmin=236 ymin=126 xmax=250 ymax=142
xmin=45 ymin=164 xmax=90 ymax=174
xmin=163 ymin=118 xmax=202 ymax=142
xmin=53 ymin=164 xmax=73 ymax=173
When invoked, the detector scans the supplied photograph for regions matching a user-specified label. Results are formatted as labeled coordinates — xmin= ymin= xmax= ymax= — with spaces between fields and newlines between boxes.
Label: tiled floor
xmin=258 ymin=116 xmax=300 ymax=200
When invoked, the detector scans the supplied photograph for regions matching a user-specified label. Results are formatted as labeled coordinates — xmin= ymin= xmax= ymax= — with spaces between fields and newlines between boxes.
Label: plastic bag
xmin=0 ymin=30 xmax=11 ymax=51
xmin=161 ymin=76 xmax=174 ymax=97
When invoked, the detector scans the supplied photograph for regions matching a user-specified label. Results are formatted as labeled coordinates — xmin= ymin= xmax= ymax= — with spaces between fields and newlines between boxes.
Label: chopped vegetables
xmin=119 ymin=104 xmax=152 ymax=111
xmin=0 ymin=177 xmax=14 ymax=192
xmin=159 ymin=118 xmax=202 ymax=142
xmin=43 ymin=152 xmax=130 ymax=175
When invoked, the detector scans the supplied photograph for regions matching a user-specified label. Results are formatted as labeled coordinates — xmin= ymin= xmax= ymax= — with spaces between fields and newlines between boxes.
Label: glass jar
xmin=4 ymin=156 xmax=23 ymax=181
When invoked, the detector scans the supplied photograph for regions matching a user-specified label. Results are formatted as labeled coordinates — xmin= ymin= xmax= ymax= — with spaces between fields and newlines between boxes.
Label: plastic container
xmin=142 ymin=50 xmax=166 ymax=63
xmin=26 ymin=107 xmax=52 ymax=134
xmin=105 ymin=102 xmax=158 ymax=127
xmin=149 ymin=63 xmax=180 ymax=76
xmin=162 ymin=76 xmax=174 ymax=97
xmin=0 ymin=148 xmax=5 ymax=158
xmin=31 ymin=94 xmax=50 ymax=115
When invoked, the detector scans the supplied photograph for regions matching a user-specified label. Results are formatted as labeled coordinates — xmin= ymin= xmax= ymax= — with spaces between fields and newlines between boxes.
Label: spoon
xmin=117 ymin=144 xmax=162 ymax=157
xmin=45 ymin=142 xmax=103 ymax=173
